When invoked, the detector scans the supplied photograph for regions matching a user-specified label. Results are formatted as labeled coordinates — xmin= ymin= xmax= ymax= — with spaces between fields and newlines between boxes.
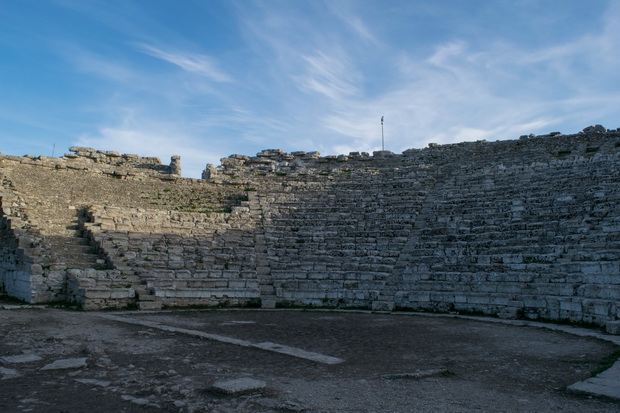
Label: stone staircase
xmin=82 ymin=203 xmax=260 ymax=310
xmin=247 ymin=192 xmax=277 ymax=308
xmin=40 ymin=208 xmax=107 ymax=270
xmin=132 ymin=283 xmax=162 ymax=311
xmin=1 ymin=165 xmax=106 ymax=271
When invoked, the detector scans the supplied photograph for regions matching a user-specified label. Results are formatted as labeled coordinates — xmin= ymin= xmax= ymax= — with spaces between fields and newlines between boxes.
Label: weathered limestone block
xmin=110 ymin=288 xmax=135 ymax=299
xmin=83 ymin=288 xmax=112 ymax=299
xmin=560 ymin=299 xmax=582 ymax=313
xmin=170 ymin=155 xmax=181 ymax=176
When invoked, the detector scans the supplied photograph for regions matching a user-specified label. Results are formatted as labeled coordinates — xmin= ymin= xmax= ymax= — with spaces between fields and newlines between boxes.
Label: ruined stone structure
xmin=1 ymin=127 xmax=619 ymax=333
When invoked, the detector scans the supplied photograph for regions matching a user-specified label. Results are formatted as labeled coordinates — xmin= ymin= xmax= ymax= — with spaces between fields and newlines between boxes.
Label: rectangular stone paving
xmin=99 ymin=314 xmax=344 ymax=365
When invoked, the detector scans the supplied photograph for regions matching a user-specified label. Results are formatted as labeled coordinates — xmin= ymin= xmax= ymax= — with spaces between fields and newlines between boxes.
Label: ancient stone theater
xmin=1 ymin=125 xmax=619 ymax=333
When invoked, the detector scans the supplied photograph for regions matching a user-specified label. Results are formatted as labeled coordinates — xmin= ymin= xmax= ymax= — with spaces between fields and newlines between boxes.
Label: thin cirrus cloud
xmin=136 ymin=43 xmax=233 ymax=82
xmin=296 ymin=52 xmax=361 ymax=100
xmin=234 ymin=5 xmax=534 ymax=153
xmin=72 ymin=52 xmax=138 ymax=84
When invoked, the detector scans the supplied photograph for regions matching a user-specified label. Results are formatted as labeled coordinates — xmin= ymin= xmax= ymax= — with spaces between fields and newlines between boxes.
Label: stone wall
xmin=3 ymin=146 xmax=180 ymax=179
xmin=0 ymin=171 xmax=67 ymax=302
xmin=205 ymin=126 xmax=620 ymax=183
xmin=65 ymin=146 xmax=180 ymax=176
xmin=0 ymin=210 xmax=36 ymax=302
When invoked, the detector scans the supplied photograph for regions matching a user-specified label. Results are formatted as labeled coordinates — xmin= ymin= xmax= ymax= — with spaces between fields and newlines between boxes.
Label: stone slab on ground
xmin=40 ymin=357 xmax=88 ymax=370
xmin=100 ymin=314 xmax=345 ymax=365
xmin=210 ymin=378 xmax=266 ymax=395
xmin=74 ymin=378 xmax=112 ymax=388
xmin=0 ymin=367 xmax=20 ymax=379
xmin=0 ymin=354 xmax=42 ymax=364
xmin=568 ymin=360 xmax=620 ymax=400
xmin=253 ymin=341 xmax=344 ymax=365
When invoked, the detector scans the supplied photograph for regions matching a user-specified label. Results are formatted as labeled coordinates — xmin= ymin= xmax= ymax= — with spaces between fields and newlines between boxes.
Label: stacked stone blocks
xmin=82 ymin=205 xmax=260 ymax=309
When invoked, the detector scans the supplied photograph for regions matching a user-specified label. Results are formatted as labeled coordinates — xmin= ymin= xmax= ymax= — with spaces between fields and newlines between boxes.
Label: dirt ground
xmin=1 ymin=300 xmax=619 ymax=413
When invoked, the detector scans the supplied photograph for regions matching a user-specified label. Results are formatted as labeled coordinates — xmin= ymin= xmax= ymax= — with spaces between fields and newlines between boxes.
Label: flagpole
xmin=381 ymin=116 xmax=384 ymax=151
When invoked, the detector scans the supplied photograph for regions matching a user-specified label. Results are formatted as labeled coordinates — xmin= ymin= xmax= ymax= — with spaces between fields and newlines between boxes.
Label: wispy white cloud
xmin=345 ymin=16 xmax=377 ymax=44
xmin=426 ymin=41 xmax=468 ymax=69
xmin=136 ymin=43 xmax=233 ymax=82
xmin=296 ymin=52 xmax=360 ymax=100
xmin=192 ymin=107 xmax=292 ymax=148
xmin=57 ymin=42 xmax=141 ymax=84
xmin=325 ymin=2 xmax=380 ymax=45
xmin=307 ymin=0 xmax=620 ymax=156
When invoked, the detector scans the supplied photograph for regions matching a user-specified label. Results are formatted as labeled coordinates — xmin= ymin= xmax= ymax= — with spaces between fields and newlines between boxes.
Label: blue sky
xmin=1 ymin=0 xmax=619 ymax=178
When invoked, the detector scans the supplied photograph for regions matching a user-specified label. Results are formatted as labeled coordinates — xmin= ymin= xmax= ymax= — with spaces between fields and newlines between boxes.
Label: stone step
xmin=140 ymin=278 xmax=260 ymax=290
xmin=146 ymin=288 xmax=259 ymax=299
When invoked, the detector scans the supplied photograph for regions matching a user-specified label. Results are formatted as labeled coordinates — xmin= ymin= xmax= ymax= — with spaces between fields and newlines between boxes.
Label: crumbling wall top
xmin=202 ymin=125 xmax=620 ymax=183
xmin=66 ymin=146 xmax=164 ymax=167
xmin=0 ymin=147 xmax=182 ymax=179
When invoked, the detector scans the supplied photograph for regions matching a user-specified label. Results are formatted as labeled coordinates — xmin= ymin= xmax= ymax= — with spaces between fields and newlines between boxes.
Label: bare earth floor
xmin=1 ymin=301 xmax=619 ymax=412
